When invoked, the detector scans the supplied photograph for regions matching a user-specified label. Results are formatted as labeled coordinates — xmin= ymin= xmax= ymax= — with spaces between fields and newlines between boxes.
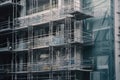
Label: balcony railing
xmin=27 ymin=3 xmax=58 ymax=15
xmin=26 ymin=0 xmax=85 ymax=15
xmin=14 ymin=30 xmax=93 ymax=51
xmin=0 ymin=59 xmax=94 ymax=73
xmin=0 ymin=20 xmax=12 ymax=32
xmin=15 ymin=1 xmax=92 ymax=29
xmin=0 ymin=0 xmax=22 ymax=5
xmin=0 ymin=47 xmax=9 ymax=52
xmin=15 ymin=9 xmax=64 ymax=29
xmin=0 ymin=42 xmax=9 ymax=52
xmin=83 ymin=31 xmax=94 ymax=45
xmin=0 ymin=0 xmax=11 ymax=4
xmin=15 ymin=39 xmax=28 ymax=51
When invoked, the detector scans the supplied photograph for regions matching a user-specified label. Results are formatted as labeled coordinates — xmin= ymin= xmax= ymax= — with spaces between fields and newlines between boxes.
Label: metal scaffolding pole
xmin=49 ymin=0 xmax=54 ymax=80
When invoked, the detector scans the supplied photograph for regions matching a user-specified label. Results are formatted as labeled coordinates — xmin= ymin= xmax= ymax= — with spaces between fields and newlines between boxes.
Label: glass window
xmin=97 ymin=55 xmax=109 ymax=69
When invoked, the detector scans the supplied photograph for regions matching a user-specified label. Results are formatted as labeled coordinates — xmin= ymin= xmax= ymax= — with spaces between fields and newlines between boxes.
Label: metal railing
xmin=15 ymin=9 xmax=62 ymax=29
xmin=0 ymin=59 xmax=94 ymax=73
xmin=15 ymin=39 xmax=29 ymax=51
xmin=61 ymin=1 xmax=92 ymax=15
xmin=14 ymin=30 xmax=93 ymax=51
xmin=25 ymin=1 xmax=84 ymax=15
xmin=27 ymin=3 xmax=58 ymax=15
xmin=0 ymin=0 xmax=11 ymax=4
xmin=0 ymin=0 xmax=21 ymax=5
xmin=15 ymin=1 xmax=92 ymax=29
xmin=83 ymin=31 xmax=94 ymax=44
xmin=0 ymin=42 xmax=9 ymax=52
xmin=0 ymin=64 xmax=11 ymax=73
xmin=0 ymin=20 xmax=12 ymax=31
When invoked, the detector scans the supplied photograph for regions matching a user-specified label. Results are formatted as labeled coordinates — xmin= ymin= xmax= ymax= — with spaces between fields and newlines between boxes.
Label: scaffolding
xmin=0 ymin=0 xmax=94 ymax=80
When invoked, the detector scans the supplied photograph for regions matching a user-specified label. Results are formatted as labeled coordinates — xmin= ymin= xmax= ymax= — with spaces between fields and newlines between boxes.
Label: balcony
xmin=15 ymin=9 xmax=67 ymax=30
xmin=0 ymin=59 xmax=94 ymax=73
xmin=61 ymin=1 xmax=92 ymax=20
xmin=31 ymin=59 xmax=94 ymax=72
xmin=0 ymin=0 xmax=12 ymax=5
xmin=0 ymin=47 xmax=9 ymax=52
xmin=0 ymin=0 xmax=21 ymax=6
xmin=33 ymin=31 xmax=93 ymax=48
xmin=0 ymin=64 xmax=11 ymax=73
xmin=83 ymin=32 xmax=94 ymax=46
xmin=0 ymin=0 xmax=22 ymax=17
xmin=14 ymin=39 xmax=29 ymax=51
xmin=27 ymin=2 xmax=58 ymax=15
xmin=0 ymin=21 xmax=12 ymax=33
xmin=14 ymin=36 xmax=65 ymax=51
xmin=0 ymin=42 xmax=9 ymax=52
xmin=14 ymin=30 xmax=93 ymax=51
xmin=15 ymin=1 xmax=92 ymax=29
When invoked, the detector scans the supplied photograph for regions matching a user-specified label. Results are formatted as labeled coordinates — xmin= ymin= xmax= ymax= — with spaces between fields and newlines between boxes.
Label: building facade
xmin=0 ymin=0 xmax=118 ymax=80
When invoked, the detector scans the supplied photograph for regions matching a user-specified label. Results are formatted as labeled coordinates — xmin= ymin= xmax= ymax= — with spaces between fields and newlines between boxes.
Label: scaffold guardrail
xmin=15 ymin=1 xmax=92 ymax=29
xmin=13 ymin=30 xmax=93 ymax=51
xmin=0 ymin=59 xmax=94 ymax=73
xmin=0 ymin=0 xmax=21 ymax=5
xmin=0 ymin=0 xmax=11 ymax=4
xmin=0 ymin=20 xmax=11 ymax=31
